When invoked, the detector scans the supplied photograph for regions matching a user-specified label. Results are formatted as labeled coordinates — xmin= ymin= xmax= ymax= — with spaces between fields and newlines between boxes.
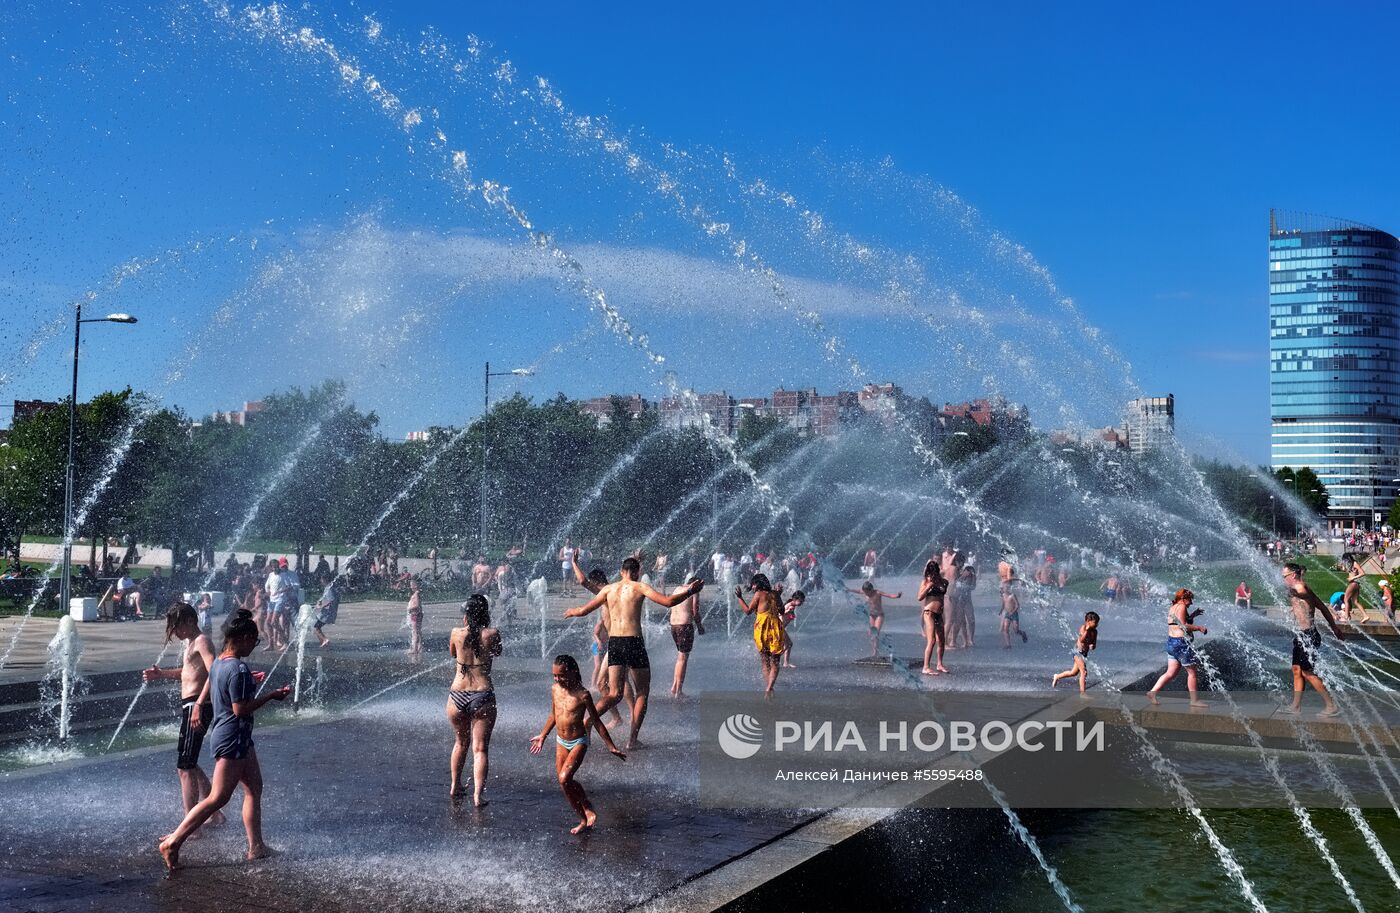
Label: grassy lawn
xmin=0 ymin=560 xmax=185 ymax=618
xmin=1057 ymin=554 xmax=1375 ymax=609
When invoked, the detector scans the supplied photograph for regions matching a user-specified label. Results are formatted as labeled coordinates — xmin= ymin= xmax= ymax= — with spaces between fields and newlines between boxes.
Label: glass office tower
xmin=1269 ymin=210 xmax=1400 ymax=527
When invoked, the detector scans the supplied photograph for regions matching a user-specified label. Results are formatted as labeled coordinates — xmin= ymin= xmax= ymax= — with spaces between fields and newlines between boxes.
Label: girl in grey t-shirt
xmin=159 ymin=615 xmax=289 ymax=873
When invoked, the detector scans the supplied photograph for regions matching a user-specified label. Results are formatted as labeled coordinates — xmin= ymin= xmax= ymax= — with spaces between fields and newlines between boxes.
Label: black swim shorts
xmin=176 ymin=698 xmax=213 ymax=770
xmin=607 ymin=634 xmax=650 ymax=669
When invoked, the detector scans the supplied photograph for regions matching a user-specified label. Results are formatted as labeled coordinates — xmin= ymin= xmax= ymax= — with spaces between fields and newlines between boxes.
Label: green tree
xmin=250 ymin=382 xmax=378 ymax=571
xmin=940 ymin=417 xmax=997 ymax=463
xmin=1275 ymin=466 xmax=1329 ymax=518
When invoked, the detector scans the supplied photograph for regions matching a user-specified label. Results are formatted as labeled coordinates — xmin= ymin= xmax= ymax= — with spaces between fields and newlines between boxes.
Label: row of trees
xmin=0 ymin=381 xmax=1333 ymax=579
xmin=1195 ymin=461 xmax=1328 ymax=537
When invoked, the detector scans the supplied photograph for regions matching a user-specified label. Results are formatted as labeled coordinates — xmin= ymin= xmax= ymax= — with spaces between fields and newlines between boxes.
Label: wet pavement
xmin=0 ymin=588 xmax=1313 ymax=912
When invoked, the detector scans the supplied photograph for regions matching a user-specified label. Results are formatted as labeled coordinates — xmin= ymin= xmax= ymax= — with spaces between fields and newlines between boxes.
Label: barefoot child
xmin=158 ymin=615 xmax=290 ymax=872
xmin=917 ymin=560 xmax=949 ymax=676
xmin=573 ymin=557 xmax=626 ymax=722
xmin=142 ymin=603 xmax=224 ymax=833
xmin=1000 ymin=578 xmax=1028 ymax=647
xmin=736 ymin=574 xmax=785 ymax=694
xmin=847 ymin=580 xmax=902 ymax=658
xmin=1051 ymin=611 xmax=1100 ymax=692
xmin=528 ymin=654 xmax=626 ymax=833
xmin=780 ymin=590 xmax=804 ymax=668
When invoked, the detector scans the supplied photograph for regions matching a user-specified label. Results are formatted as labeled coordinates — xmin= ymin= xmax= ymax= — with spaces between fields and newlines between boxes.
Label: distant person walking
xmin=406 ymin=579 xmax=424 ymax=656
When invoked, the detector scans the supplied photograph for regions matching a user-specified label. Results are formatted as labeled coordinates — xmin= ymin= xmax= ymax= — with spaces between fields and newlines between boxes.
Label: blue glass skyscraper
xmin=1270 ymin=210 xmax=1400 ymax=527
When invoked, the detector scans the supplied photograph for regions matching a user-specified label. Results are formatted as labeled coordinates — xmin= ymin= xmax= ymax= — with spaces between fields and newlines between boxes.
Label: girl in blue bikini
xmin=1146 ymin=589 xmax=1208 ymax=707
xmin=529 ymin=654 xmax=626 ymax=833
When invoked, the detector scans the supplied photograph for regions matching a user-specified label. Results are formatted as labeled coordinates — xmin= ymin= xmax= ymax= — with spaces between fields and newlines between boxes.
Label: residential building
xmin=579 ymin=394 xmax=651 ymax=427
xmin=210 ymin=400 xmax=266 ymax=426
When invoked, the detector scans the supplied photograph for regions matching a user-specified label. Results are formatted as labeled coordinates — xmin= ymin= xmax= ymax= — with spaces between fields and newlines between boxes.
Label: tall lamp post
xmin=480 ymin=362 xmax=533 ymax=555
xmin=62 ymin=306 xmax=138 ymax=616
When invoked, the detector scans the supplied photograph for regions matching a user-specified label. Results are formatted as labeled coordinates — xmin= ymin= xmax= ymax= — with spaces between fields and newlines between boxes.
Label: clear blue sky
xmin=3 ymin=0 xmax=1398 ymax=463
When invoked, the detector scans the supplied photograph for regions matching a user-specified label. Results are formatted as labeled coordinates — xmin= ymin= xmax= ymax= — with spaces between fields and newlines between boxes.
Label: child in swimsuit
xmin=529 ymin=653 xmax=625 ymax=834
xmin=1051 ymin=611 xmax=1100 ymax=692
xmin=1000 ymin=579 xmax=1028 ymax=647
xmin=847 ymin=580 xmax=902 ymax=659
xmin=780 ymin=590 xmax=804 ymax=669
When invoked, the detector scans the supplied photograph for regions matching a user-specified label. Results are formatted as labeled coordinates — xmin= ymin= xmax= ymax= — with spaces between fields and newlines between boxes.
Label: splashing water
xmin=106 ymin=638 xmax=175 ymax=750
xmin=44 ymin=617 xmax=83 ymax=743
xmin=292 ymin=603 xmax=316 ymax=706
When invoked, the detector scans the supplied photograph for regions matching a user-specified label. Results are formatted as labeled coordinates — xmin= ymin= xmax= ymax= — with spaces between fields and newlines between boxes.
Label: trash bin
xmin=69 ymin=597 xmax=99 ymax=622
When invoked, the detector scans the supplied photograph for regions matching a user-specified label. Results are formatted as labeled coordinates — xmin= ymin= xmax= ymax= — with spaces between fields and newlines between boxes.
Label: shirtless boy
xmin=142 ymin=603 xmax=226 ymax=831
xmin=669 ymin=580 xmax=704 ymax=698
xmin=1000 ymin=575 xmax=1028 ymax=647
xmin=528 ymin=654 xmax=626 ymax=833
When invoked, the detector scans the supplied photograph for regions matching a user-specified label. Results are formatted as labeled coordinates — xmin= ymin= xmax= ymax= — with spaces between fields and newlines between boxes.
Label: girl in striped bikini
xmin=446 ymin=595 xmax=501 ymax=807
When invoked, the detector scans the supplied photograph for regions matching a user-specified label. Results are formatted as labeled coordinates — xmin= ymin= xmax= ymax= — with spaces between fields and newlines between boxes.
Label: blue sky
xmin=3 ymin=0 xmax=1398 ymax=463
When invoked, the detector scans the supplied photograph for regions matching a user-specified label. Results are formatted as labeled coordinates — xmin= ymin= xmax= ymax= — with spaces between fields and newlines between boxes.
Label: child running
xmin=158 ymin=614 xmax=290 ymax=873
xmin=1342 ymin=558 xmax=1373 ymax=623
xmin=1051 ymin=611 xmax=1100 ymax=692
xmin=1000 ymin=577 xmax=1028 ymax=647
xmin=847 ymin=580 xmax=902 ymax=659
xmin=528 ymin=654 xmax=626 ymax=834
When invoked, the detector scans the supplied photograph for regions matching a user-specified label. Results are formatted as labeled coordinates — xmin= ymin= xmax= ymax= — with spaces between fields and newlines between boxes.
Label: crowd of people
xmin=142 ymin=530 xmax=1386 ymax=871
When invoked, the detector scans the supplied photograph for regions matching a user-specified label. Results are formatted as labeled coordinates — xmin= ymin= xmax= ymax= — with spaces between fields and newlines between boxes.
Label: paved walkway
xmin=0 ymin=589 xmax=1328 ymax=913
xmin=0 ymin=591 xmax=590 ymax=686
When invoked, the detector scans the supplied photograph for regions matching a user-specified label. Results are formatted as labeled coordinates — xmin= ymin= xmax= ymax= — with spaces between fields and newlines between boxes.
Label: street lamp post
xmin=480 ymin=362 xmax=533 ymax=555
xmin=61 ymin=305 xmax=137 ymax=617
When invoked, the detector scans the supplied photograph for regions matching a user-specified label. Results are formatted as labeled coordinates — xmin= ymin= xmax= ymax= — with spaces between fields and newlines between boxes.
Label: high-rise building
xmin=1125 ymin=395 xmax=1174 ymax=453
xmin=1269 ymin=210 xmax=1400 ymax=526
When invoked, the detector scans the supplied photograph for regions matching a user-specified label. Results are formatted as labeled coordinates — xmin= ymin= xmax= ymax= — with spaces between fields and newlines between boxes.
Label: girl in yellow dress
xmin=735 ymin=574 xmax=785 ymax=695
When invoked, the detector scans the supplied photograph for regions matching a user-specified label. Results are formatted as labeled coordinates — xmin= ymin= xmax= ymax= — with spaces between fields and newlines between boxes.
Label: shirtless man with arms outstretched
xmin=1281 ymin=562 xmax=1346 ymax=716
xmin=564 ymin=556 xmax=703 ymax=749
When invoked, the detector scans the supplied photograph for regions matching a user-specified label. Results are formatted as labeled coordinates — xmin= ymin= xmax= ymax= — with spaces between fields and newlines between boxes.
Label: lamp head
xmin=104 ymin=314 xmax=138 ymax=324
